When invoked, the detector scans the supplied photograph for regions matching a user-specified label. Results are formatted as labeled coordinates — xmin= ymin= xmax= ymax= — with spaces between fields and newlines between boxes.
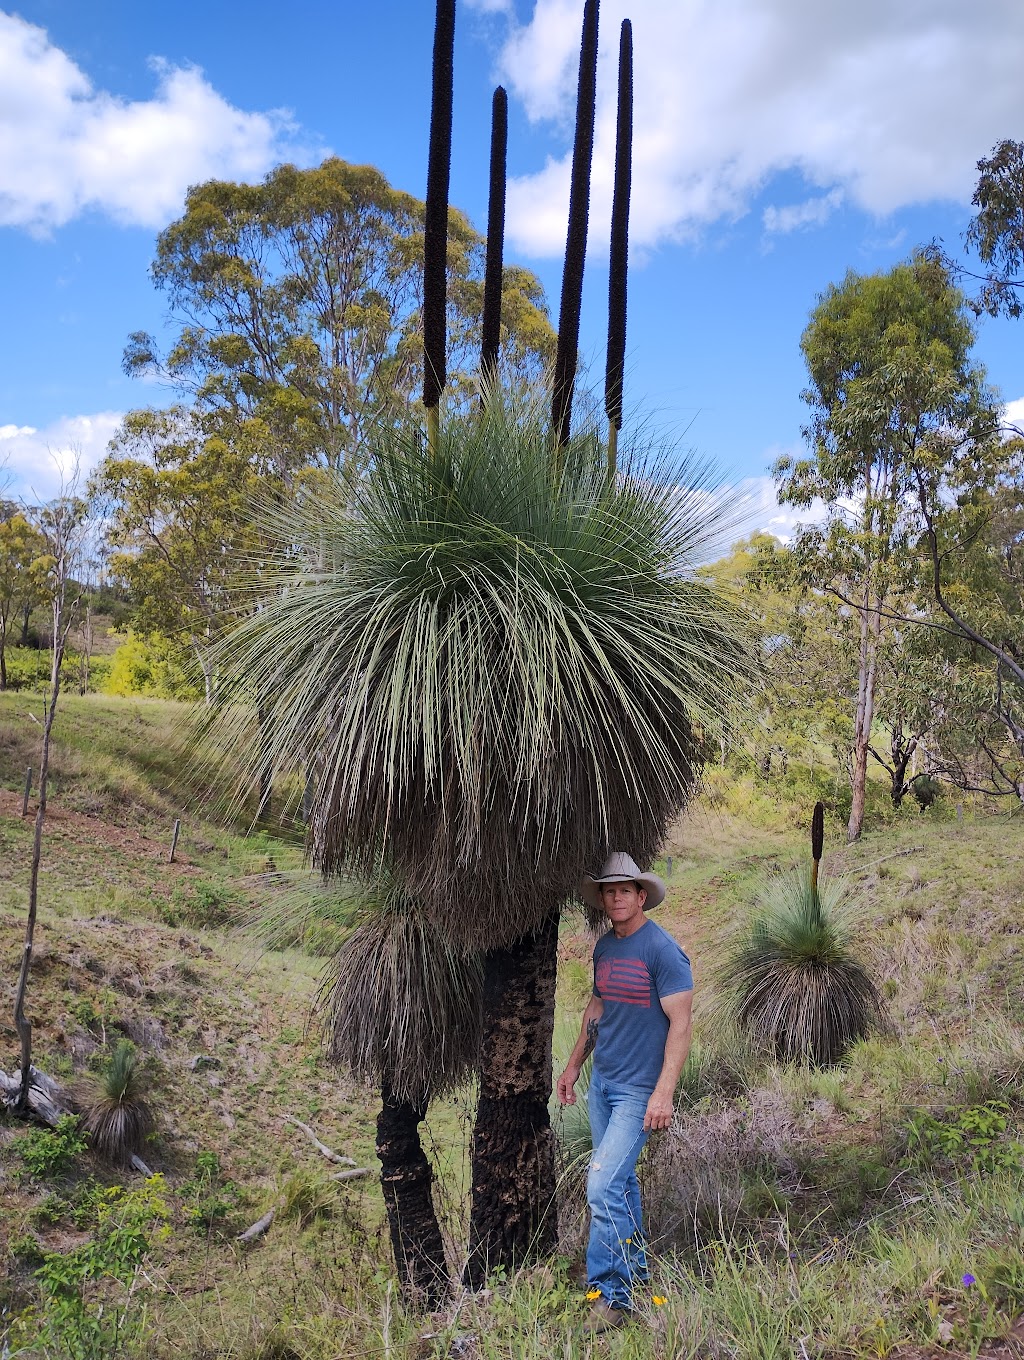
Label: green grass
xmin=1 ymin=692 xmax=1023 ymax=1357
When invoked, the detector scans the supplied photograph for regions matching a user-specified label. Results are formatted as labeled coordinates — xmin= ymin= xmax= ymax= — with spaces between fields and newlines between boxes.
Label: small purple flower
xmin=963 ymin=1273 xmax=976 ymax=1287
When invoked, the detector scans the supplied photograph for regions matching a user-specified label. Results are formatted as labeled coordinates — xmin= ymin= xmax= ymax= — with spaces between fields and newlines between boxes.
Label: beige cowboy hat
xmin=581 ymin=851 xmax=666 ymax=913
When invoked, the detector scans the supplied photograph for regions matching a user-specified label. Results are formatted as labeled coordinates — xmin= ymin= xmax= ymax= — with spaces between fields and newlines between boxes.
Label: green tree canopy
xmin=0 ymin=508 xmax=50 ymax=690
xmin=776 ymin=253 xmax=1000 ymax=838
xmin=124 ymin=158 xmax=557 ymax=480
xmin=960 ymin=139 xmax=1024 ymax=320
xmin=92 ymin=407 xmax=264 ymax=701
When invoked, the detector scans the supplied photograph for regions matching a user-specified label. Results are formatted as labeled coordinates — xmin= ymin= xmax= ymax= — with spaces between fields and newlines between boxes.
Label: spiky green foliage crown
xmin=552 ymin=0 xmax=599 ymax=447
xmin=208 ymin=392 xmax=753 ymax=948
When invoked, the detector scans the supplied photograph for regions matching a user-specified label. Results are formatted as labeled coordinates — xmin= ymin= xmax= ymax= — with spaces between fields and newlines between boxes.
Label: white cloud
xmin=0 ymin=12 xmax=320 ymax=233
xmin=0 ymin=411 xmax=122 ymax=501
xmin=728 ymin=473 xmax=824 ymax=544
xmin=477 ymin=0 xmax=1024 ymax=256
xmin=763 ymin=189 xmax=843 ymax=235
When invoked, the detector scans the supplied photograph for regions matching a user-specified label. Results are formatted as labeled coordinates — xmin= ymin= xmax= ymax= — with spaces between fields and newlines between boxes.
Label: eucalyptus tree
xmin=206 ymin=392 xmax=755 ymax=1281
xmin=125 ymin=158 xmax=556 ymax=481
xmin=0 ymin=508 xmax=48 ymax=690
xmin=776 ymin=253 xmax=999 ymax=840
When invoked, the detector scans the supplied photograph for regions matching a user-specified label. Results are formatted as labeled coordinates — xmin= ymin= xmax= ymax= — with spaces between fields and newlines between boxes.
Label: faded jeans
xmin=586 ymin=1070 xmax=651 ymax=1311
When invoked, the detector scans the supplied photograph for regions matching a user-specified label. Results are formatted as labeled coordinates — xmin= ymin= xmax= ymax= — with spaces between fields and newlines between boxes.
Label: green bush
xmin=159 ymin=879 xmax=240 ymax=928
xmin=9 ymin=1177 xmax=170 ymax=1359
xmin=101 ymin=630 xmax=202 ymax=700
xmin=905 ymin=1101 xmax=1024 ymax=1175
xmin=18 ymin=1116 xmax=88 ymax=1179
xmin=911 ymin=774 xmax=943 ymax=809
xmin=181 ymin=1150 xmax=239 ymax=1233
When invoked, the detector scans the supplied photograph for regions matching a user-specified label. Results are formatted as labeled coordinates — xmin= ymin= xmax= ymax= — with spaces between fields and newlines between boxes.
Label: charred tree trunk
xmin=376 ymin=1083 xmax=448 ymax=1308
xmin=464 ymin=907 xmax=559 ymax=1288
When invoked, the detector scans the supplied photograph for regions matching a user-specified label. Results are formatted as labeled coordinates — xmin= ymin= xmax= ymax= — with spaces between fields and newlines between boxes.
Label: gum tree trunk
xmin=464 ymin=907 xmax=559 ymax=1288
xmin=376 ymin=1083 xmax=449 ymax=1307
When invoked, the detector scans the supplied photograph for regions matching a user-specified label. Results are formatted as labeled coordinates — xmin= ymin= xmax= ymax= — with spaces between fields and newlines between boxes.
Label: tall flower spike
xmin=810 ymin=800 xmax=825 ymax=920
xmin=480 ymin=86 xmax=508 ymax=397
xmin=605 ymin=18 xmax=632 ymax=477
xmin=423 ymin=0 xmax=457 ymax=454
xmin=552 ymin=0 xmax=599 ymax=451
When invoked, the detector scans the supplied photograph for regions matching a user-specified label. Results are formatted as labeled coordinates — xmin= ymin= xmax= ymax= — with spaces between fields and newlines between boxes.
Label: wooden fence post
xmin=169 ymin=819 xmax=181 ymax=864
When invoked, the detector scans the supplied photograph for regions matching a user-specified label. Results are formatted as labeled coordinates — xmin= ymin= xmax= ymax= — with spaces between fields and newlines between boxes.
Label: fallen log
xmin=284 ymin=1115 xmax=356 ymax=1165
xmin=0 ymin=1065 xmax=73 ymax=1127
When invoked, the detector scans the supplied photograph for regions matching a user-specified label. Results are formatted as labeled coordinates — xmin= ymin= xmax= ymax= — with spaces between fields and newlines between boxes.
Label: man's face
xmin=600 ymin=880 xmax=647 ymax=931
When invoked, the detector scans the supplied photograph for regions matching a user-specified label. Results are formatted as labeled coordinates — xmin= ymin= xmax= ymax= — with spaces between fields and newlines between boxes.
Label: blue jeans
xmin=586 ymin=1071 xmax=650 ymax=1311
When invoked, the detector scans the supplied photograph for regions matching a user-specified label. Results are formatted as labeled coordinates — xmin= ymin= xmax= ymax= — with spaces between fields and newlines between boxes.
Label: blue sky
xmin=1 ymin=0 xmax=1022 ymax=532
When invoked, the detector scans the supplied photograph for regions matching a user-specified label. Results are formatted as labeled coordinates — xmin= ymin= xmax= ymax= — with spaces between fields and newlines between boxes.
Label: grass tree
xmin=206 ymin=389 xmax=755 ymax=1281
xmin=718 ymin=809 xmax=884 ymax=1066
xmin=82 ymin=1039 xmax=154 ymax=1166
xmin=316 ymin=876 xmax=482 ymax=1306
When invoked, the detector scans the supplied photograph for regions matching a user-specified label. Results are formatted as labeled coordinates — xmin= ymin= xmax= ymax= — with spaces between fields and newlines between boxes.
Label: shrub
xmin=101 ymin=629 xmax=202 ymax=700
xmin=181 ymin=1150 xmax=238 ymax=1233
xmin=160 ymin=879 xmax=239 ymax=928
xmin=18 ymin=1116 xmax=88 ymax=1179
xmin=911 ymin=774 xmax=942 ymax=809
xmin=8 ymin=1177 xmax=170 ymax=1360
xmin=716 ymin=868 xmax=885 ymax=1067
xmin=905 ymin=1101 xmax=1024 ymax=1176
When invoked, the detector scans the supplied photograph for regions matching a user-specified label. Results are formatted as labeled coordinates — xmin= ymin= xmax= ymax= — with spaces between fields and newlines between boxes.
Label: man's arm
xmin=643 ymin=990 xmax=693 ymax=1131
xmin=556 ymin=994 xmax=604 ymax=1106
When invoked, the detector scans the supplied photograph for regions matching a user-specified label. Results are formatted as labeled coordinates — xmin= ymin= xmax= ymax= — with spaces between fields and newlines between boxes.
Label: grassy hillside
xmin=1 ymin=693 xmax=1023 ymax=1359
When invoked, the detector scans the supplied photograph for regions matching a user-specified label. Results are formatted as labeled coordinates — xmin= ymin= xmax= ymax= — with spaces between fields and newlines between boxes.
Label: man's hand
xmin=643 ymin=1087 xmax=674 ymax=1132
xmin=556 ymin=1065 xmax=580 ymax=1106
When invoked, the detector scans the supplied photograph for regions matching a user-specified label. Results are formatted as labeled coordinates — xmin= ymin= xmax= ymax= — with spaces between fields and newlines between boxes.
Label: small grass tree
xmin=82 ymin=1039 xmax=154 ymax=1166
xmin=718 ymin=805 xmax=885 ymax=1065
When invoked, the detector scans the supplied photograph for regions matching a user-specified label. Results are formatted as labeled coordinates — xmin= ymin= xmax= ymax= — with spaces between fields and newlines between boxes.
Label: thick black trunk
xmin=376 ymin=1085 xmax=448 ymax=1307
xmin=464 ymin=908 xmax=559 ymax=1288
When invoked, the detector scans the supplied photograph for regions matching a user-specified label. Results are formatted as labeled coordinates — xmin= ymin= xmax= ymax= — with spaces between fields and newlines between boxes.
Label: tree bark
xmin=464 ymin=907 xmax=559 ymax=1288
xmin=848 ymin=583 xmax=882 ymax=841
xmin=376 ymin=1084 xmax=448 ymax=1308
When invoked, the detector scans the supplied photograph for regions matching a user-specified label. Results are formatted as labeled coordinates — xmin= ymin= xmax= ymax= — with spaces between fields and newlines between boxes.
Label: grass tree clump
xmin=206 ymin=387 xmax=755 ymax=1281
xmin=81 ymin=1038 xmax=154 ymax=1166
xmin=718 ymin=869 xmax=885 ymax=1067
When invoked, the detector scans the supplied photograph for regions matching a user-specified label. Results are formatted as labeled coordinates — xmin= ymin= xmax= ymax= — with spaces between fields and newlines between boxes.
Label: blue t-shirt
xmin=592 ymin=918 xmax=693 ymax=1093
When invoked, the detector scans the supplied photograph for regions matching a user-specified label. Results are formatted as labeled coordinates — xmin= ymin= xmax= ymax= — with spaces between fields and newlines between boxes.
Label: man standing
xmin=557 ymin=851 xmax=693 ymax=1333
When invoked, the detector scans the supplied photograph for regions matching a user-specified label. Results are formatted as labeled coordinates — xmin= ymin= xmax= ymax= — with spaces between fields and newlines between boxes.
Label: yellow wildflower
xmin=586 ymin=1290 xmax=602 ymax=1300
xmin=652 ymin=1295 xmax=667 ymax=1307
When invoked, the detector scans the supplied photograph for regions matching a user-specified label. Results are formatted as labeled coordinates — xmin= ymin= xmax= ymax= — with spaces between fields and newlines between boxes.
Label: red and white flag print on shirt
xmin=595 ymin=957 xmax=651 ymax=1007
